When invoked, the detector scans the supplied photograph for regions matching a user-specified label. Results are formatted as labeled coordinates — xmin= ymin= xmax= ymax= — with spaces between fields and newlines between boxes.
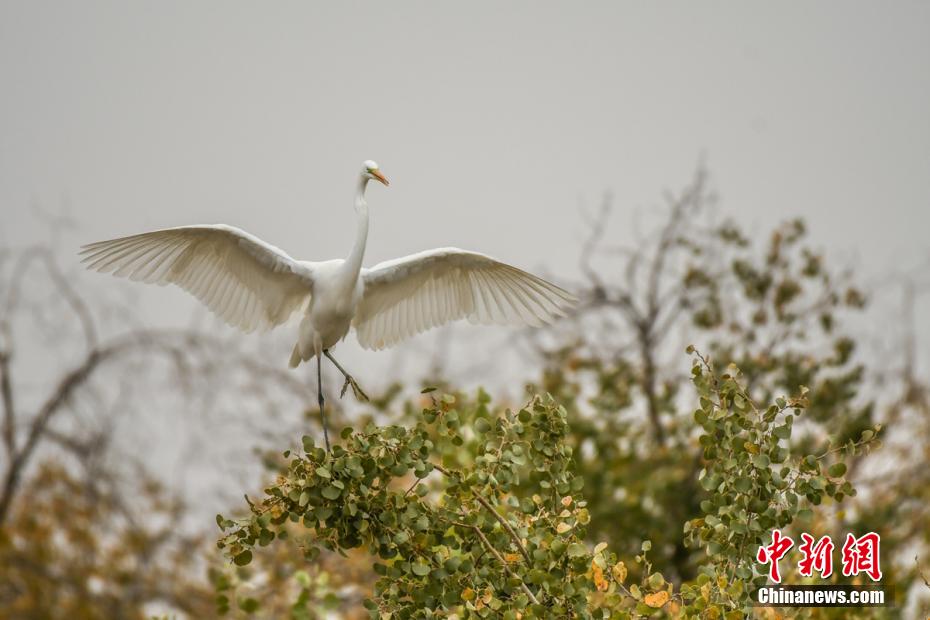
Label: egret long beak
xmin=371 ymin=169 xmax=390 ymax=186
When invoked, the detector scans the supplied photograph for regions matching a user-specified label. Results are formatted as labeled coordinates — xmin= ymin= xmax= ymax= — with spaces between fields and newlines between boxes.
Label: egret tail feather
xmin=289 ymin=343 xmax=302 ymax=368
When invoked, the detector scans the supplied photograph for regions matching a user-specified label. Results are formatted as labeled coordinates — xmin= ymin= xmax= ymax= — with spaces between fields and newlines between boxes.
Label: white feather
xmin=80 ymin=225 xmax=315 ymax=333
xmin=353 ymin=248 xmax=576 ymax=350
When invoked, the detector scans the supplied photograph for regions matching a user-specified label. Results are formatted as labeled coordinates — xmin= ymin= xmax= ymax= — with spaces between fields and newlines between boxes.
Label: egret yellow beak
xmin=371 ymin=169 xmax=390 ymax=186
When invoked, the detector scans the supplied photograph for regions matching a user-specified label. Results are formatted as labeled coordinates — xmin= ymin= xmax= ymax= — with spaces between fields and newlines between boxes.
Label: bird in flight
xmin=80 ymin=161 xmax=576 ymax=450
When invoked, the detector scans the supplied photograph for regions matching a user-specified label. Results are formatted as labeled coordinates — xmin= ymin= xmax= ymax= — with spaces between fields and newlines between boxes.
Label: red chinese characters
xmin=798 ymin=533 xmax=835 ymax=579
xmin=756 ymin=529 xmax=794 ymax=583
xmin=755 ymin=531 xmax=883 ymax=583
xmin=841 ymin=532 xmax=882 ymax=581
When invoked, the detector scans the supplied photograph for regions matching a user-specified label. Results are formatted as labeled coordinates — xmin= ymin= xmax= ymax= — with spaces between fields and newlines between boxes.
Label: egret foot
xmin=339 ymin=375 xmax=369 ymax=401
xmin=324 ymin=349 xmax=369 ymax=402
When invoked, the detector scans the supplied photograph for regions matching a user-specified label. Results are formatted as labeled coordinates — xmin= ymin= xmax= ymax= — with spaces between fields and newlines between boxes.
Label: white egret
xmin=80 ymin=161 xmax=576 ymax=449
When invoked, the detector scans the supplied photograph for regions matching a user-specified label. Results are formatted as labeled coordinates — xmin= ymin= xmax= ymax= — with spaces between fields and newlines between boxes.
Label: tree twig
xmin=452 ymin=519 xmax=541 ymax=606
xmin=0 ymin=351 xmax=15 ymax=459
xmin=432 ymin=462 xmax=532 ymax=566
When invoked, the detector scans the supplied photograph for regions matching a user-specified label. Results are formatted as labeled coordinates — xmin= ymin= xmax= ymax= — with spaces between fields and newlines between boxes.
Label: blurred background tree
xmin=1 ymin=170 xmax=927 ymax=617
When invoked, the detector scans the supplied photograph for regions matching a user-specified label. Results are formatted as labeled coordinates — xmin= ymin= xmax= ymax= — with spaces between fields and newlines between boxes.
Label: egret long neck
xmin=344 ymin=176 xmax=370 ymax=279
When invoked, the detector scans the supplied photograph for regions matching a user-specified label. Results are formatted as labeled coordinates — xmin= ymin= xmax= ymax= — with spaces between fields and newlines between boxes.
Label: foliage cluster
xmin=0 ymin=462 xmax=212 ymax=618
xmin=218 ymin=392 xmax=612 ymax=617
xmin=217 ymin=356 xmax=881 ymax=617
xmin=678 ymin=352 xmax=879 ymax=616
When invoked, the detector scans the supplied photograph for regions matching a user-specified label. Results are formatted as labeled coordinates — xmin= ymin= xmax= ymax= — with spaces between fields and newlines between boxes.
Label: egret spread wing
xmin=80 ymin=225 xmax=314 ymax=333
xmin=354 ymin=248 xmax=576 ymax=350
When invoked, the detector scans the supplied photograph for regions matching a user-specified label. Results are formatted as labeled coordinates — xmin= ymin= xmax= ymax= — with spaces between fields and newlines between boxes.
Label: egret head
xmin=362 ymin=160 xmax=389 ymax=186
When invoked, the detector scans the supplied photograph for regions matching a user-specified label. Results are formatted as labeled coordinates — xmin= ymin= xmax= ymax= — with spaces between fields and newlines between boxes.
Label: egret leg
xmin=317 ymin=354 xmax=330 ymax=452
xmin=323 ymin=349 xmax=369 ymax=402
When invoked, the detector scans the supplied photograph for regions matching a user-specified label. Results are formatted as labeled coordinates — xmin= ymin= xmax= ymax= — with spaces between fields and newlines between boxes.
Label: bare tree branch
xmin=0 ymin=348 xmax=103 ymax=522
xmin=0 ymin=352 xmax=14 ymax=461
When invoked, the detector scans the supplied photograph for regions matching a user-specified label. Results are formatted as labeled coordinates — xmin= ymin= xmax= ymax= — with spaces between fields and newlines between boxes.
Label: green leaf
xmin=828 ymin=462 xmax=847 ymax=477
xmin=321 ymin=485 xmax=341 ymax=500
xmin=234 ymin=550 xmax=252 ymax=566
xmin=773 ymin=425 xmax=791 ymax=440
xmin=411 ymin=561 xmax=431 ymax=576
xmin=567 ymin=542 xmax=587 ymax=558
xmin=701 ymin=474 xmax=721 ymax=491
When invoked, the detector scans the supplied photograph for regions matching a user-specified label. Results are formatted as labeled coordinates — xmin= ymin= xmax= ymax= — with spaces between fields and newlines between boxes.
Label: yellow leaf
xmin=504 ymin=553 xmax=520 ymax=563
xmin=462 ymin=587 xmax=475 ymax=601
xmin=556 ymin=522 xmax=572 ymax=534
xmin=593 ymin=542 xmax=608 ymax=555
xmin=611 ymin=561 xmax=627 ymax=583
xmin=591 ymin=560 xmax=609 ymax=592
xmin=644 ymin=590 xmax=670 ymax=608
xmin=561 ymin=496 xmax=573 ymax=507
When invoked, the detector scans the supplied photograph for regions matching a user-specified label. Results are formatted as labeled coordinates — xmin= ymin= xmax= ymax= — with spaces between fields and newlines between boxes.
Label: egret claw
xmin=350 ymin=378 xmax=369 ymax=402
xmin=338 ymin=376 xmax=368 ymax=402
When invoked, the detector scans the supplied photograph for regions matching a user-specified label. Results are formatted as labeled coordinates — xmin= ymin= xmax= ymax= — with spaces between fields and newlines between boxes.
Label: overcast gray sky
xmin=4 ymin=0 xmax=930 ymax=368
xmin=3 ymin=1 xmax=930 ymax=372
xmin=3 ymin=2 xmax=928 ymax=261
